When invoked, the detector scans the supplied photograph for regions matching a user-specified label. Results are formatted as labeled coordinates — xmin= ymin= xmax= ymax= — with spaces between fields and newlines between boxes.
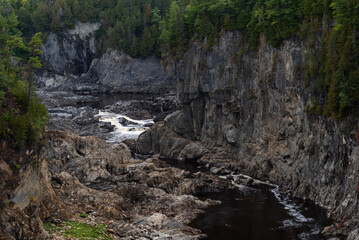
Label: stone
xmin=348 ymin=229 xmax=359 ymax=240
xmin=146 ymin=213 xmax=170 ymax=229
xmin=178 ymin=142 xmax=209 ymax=160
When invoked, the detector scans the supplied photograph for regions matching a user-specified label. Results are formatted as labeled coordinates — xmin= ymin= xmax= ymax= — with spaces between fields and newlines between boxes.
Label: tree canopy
xmin=1 ymin=0 xmax=358 ymax=119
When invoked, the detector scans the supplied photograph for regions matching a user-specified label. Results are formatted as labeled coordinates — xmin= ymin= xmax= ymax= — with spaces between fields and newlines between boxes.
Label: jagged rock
xmin=136 ymin=122 xmax=192 ymax=159
xmin=86 ymin=49 xmax=174 ymax=94
xmin=348 ymin=229 xmax=359 ymax=240
xmin=178 ymin=142 xmax=209 ymax=160
xmin=141 ymin=31 xmax=359 ymax=237
xmin=2 ymin=130 xmax=232 ymax=239
xmin=146 ymin=213 xmax=170 ymax=229
xmin=42 ymin=22 xmax=100 ymax=75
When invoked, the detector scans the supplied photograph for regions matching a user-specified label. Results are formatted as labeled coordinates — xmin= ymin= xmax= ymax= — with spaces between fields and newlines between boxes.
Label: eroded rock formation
xmin=136 ymin=32 xmax=359 ymax=238
xmin=1 ymin=131 xmax=232 ymax=239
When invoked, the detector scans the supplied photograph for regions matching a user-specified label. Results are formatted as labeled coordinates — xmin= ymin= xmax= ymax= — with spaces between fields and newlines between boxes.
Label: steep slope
xmin=137 ymin=32 xmax=359 ymax=238
xmin=39 ymin=22 xmax=175 ymax=95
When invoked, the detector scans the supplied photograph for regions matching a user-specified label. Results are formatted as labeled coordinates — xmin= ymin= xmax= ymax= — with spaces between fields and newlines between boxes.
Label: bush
xmin=0 ymin=92 xmax=49 ymax=149
xmin=0 ymin=91 xmax=4 ymax=107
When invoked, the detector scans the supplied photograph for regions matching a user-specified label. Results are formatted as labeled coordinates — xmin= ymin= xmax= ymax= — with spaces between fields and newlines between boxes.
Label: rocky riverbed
xmin=35 ymin=87 xmax=338 ymax=239
xmin=2 ymin=21 xmax=358 ymax=239
xmin=0 ymin=85 xmax=339 ymax=240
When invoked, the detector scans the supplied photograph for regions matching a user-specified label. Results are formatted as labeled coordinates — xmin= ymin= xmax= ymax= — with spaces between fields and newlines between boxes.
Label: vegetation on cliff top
xmin=0 ymin=3 xmax=49 ymax=149
xmin=1 ymin=0 xmax=359 ymax=118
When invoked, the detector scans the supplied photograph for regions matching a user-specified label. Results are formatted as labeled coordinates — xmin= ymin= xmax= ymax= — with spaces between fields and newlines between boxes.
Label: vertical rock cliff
xmin=42 ymin=22 xmax=100 ymax=76
xmin=138 ymin=32 xmax=359 ymax=235
xmin=39 ymin=22 xmax=175 ymax=94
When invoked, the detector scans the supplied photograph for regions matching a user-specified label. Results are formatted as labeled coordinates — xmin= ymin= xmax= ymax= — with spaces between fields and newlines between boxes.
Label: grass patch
xmin=44 ymin=221 xmax=113 ymax=240
xmin=43 ymin=222 xmax=61 ymax=233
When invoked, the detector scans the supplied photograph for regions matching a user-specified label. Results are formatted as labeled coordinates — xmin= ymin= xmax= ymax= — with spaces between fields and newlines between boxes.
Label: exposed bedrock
xmin=42 ymin=22 xmax=100 ymax=76
xmin=1 ymin=131 xmax=232 ymax=239
xmin=39 ymin=22 xmax=175 ymax=95
xmin=136 ymin=32 xmax=359 ymax=238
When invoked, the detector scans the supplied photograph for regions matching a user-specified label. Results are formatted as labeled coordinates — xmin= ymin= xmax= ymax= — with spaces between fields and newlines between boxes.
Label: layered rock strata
xmin=137 ymin=32 xmax=359 ymax=238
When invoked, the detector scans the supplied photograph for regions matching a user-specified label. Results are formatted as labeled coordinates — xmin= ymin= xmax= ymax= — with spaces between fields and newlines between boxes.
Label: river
xmin=53 ymin=93 xmax=332 ymax=240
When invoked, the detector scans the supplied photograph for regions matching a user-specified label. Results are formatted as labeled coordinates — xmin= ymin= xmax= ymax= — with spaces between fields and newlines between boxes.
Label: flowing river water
xmin=77 ymin=94 xmax=332 ymax=240
xmin=162 ymin=159 xmax=331 ymax=240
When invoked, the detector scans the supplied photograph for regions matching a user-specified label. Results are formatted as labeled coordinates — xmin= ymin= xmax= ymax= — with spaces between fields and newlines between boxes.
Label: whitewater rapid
xmin=95 ymin=110 xmax=154 ymax=142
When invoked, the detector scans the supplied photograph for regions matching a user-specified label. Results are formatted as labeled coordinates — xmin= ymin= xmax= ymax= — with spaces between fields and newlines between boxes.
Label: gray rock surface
xmin=42 ymin=22 xmax=100 ymax=75
xmin=40 ymin=22 xmax=175 ymax=95
xmin=1 ymin=131 xmax=232 ymax=239
xmin=83 ymin=49 xmax=175 ymax=94
xmin=138 ymin=31 xmax=359 ymax=237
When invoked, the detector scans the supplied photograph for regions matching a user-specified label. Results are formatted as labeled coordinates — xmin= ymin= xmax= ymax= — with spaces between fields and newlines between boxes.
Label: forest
xmin=0 ymin=0 xmax=358 ymax=149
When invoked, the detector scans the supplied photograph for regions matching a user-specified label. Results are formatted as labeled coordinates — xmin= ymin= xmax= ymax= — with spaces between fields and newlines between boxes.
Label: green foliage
xmin=13 ymin=162 xmax=20 ymax=169
xmin=0 ymin=94 xmax=49 ymax=149
xmin=0 ymin=7 xmax=48 ymax=150
xmin=44 ymin=221 xmax=113 ymax=240
xmin=0 ymin=91 xmax=4 ymax=107
xmin=2 ymin=0 xmax=359 ymax=119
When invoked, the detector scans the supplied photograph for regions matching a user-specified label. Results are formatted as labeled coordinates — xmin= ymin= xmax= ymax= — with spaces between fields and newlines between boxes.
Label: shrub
xmin=0 ymin=91 xmax=4 ymax=107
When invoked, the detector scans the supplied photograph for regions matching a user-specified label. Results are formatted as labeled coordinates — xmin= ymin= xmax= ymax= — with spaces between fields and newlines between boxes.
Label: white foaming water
xmin=96 ymin=111 xmax=154 ymax=142
xmin=271 ymin=186 xmax=321 ymax=240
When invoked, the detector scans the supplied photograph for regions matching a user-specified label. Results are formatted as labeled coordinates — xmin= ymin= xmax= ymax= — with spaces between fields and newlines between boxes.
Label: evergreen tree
xmin=26 ymin=32 xmax=43 ymax=110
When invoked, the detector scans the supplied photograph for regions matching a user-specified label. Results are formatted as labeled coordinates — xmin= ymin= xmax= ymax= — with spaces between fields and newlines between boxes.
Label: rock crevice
xmin=137 ymin=31 xmax=359 ymax=238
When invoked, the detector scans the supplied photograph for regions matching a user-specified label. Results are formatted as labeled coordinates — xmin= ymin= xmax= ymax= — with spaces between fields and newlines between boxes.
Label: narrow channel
xmin=79 ymin=94 xmax=333 ymax=240
xmin=162 ymin=158 xmax=331 ymax=240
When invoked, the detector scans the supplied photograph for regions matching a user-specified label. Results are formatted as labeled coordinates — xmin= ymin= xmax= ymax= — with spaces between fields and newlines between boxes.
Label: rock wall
xmin=1 ymin=131 xmax=227 ymax=239
xmin=139 ymin=32 xmax=359 ymax=234
xmin=79 ymin=49 xmax=174 ymax=94
xmin=40 ymin=23 xmax=175 ymax=94
xmin=42 ymin=22 xmax=100 ymax=75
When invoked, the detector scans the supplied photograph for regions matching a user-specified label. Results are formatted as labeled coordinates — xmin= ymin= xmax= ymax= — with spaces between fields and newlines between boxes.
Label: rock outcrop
xmin=42 ymin=22 xmax=100 ymax=76
xmin=40 ymin=24 xmax=175 ymax=95
xmin=83 ymin=49 xmax=174 ymax=94
xmin=1 ymin=131 xmax=232 ymax=239
xmin=137 ymin=32 xmax=359 ymax=238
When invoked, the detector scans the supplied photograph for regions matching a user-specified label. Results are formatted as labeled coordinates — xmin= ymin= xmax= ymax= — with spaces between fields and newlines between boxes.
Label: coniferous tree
xmin=26 ymin=32 xmax=43 ymax=110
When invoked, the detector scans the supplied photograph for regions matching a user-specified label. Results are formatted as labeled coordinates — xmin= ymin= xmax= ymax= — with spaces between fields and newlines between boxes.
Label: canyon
xmin=1 ymin=22 xmax=359 ymax=240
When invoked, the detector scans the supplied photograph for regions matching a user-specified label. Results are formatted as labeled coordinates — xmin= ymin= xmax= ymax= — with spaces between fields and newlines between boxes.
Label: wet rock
xmin=137 ymin=31 xmax=359 ymax=237
xmin=118 ymin=117 xmax=137 ymax=126
xmin=98 ymin=122 xmax=114 ymax=132
xmin=1 ymin=129 xmax=235 ymax=239
xmin=105 ymin=94 xmax=176 ymax=120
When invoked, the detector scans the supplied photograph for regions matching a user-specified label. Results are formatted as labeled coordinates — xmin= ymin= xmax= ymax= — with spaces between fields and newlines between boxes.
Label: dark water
xmin=161 ymin=157 xmax=208 ymax=175
xmin=163 ymin=158 xmax=331 ymax=240
xmin=76 ymin=93 xmax=156 ymax=109
xmin=74 ymin=93 xmax=332 ymax=240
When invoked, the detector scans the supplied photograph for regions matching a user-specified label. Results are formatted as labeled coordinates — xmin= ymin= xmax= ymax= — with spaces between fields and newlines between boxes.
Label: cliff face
xmin=40 ymin=23 xmax=175 ymax=94
xmin=154 ymin=32 xmax=359 ymax=227
xmin=42 ymin=22 xmax=100 ymax=76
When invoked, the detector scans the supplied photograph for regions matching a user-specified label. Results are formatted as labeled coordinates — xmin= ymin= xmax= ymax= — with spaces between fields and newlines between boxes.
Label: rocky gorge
xmin=136 ymin=32 xmax=359 ymax=238
xmin=1 ymin=22 xmax=359 ymax=240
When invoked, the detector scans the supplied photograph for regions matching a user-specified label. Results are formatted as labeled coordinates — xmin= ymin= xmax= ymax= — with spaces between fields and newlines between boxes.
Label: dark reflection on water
xmin=162 ymin=158 xmax=331 ymax=240
xmin=160 ymin=158 xmax=208 ymax=175
xmin=76 ymin=93 xmax=157 ymax=109
xmin=191 ymin=189 xmax=331 ymax=240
